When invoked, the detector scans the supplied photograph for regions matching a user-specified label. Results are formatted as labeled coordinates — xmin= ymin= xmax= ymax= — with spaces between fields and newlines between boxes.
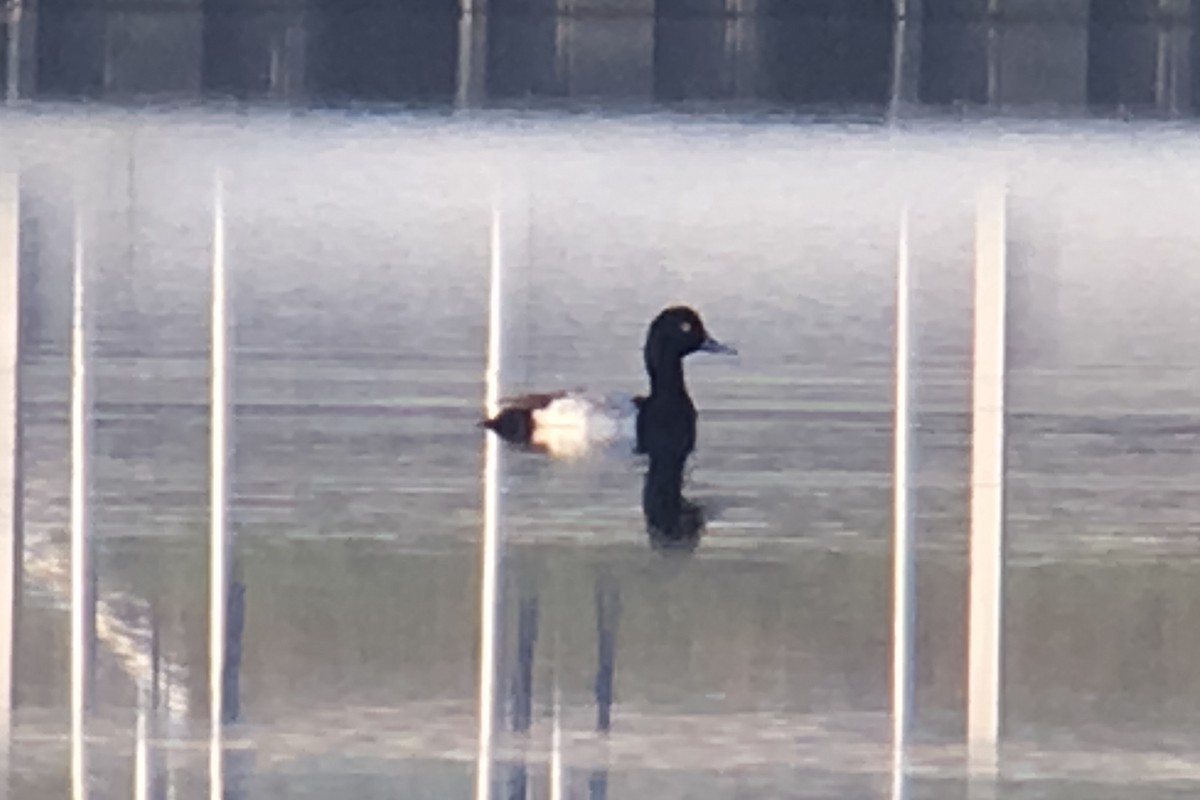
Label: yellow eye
xmin=680 ymin=321 xmax=692 ymax=333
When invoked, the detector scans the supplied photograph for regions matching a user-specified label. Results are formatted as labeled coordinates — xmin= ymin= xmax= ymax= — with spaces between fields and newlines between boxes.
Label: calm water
xmin=3 ymin=107 xmax=1200 ymax=798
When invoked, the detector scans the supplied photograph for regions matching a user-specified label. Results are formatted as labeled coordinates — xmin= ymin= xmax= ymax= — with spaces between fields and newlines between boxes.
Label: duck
xmin=480 ymin=306 xmax=736 ymax=460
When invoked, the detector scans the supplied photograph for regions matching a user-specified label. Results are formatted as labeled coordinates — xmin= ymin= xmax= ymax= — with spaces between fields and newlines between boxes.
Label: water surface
xmin=4 ymin=107 xmax=1200 ymax=797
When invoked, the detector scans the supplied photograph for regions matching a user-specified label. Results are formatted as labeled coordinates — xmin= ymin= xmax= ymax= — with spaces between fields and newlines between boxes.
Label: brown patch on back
xmin=496 ymin=391 xmax=568 ymax=411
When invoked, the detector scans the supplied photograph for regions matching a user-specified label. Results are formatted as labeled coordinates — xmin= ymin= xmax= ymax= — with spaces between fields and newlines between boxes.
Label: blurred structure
xmin=0 ymin=0 xmax=1194 ymax=116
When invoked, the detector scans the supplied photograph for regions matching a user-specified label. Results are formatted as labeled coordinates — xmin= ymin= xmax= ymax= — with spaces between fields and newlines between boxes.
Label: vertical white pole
xmin=70 ymin=202 xmax=92 ymax=800
xmin=968 ymin=183 xmax=1006 ymax=769
xmin=475 ymin=200 xmax=502 ymax=800
xmin=891 ymin=206 xmax=914 ymax=800
xmin=0 ymin=169 xmax=20 ymax=800
xmin=208 ymin=174 xmax=229 ymax=800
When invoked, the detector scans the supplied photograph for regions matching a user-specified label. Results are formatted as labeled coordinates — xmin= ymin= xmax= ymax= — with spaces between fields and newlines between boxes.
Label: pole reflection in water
xmin=70 ymin=201 xmax=95 ymax=800
xmin=134 ymin=659 xmax=152 ymax=800
xmin=587 ymin=769 xmax=608 ymax=800
xmin=587 ymin=569 xmax=618 ymax=800
xmin=151 ymin=614 xmax=172 ymax=800
xmin=501 ymin=567 xmax=618 ymax=800
xmin=223 ymin=577 xmax=245 ymax=726
xmin=221 ymin=570 xmax=249 ymax=800
xmin=593 ymin=572 xmax=618 ymax=735
xmin=503 ymin=573 xmax=538 ymax=800
xmin=504 ymin=573 xmax=542 ymax=799
xmin=642 ymin=452 xmax=703 ymax=553
xmin=511 ymin=589 xmax=537 ymax=736
xmin=504 ymin=759 xmax=527 ymax=800
xmin=135 ymin=610 xmax=170 ymax=800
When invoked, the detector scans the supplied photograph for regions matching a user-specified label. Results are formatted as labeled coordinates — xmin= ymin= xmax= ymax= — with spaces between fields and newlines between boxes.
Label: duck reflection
xmin=641 ymin=450 xmax=705 ymax=553
xmin=499 ymin=567 xmax=619 ymax=799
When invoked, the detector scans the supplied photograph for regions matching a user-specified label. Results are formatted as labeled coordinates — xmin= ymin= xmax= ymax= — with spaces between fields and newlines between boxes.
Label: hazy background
xmin=4 ymin=4 xmax=1200 ymax=798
